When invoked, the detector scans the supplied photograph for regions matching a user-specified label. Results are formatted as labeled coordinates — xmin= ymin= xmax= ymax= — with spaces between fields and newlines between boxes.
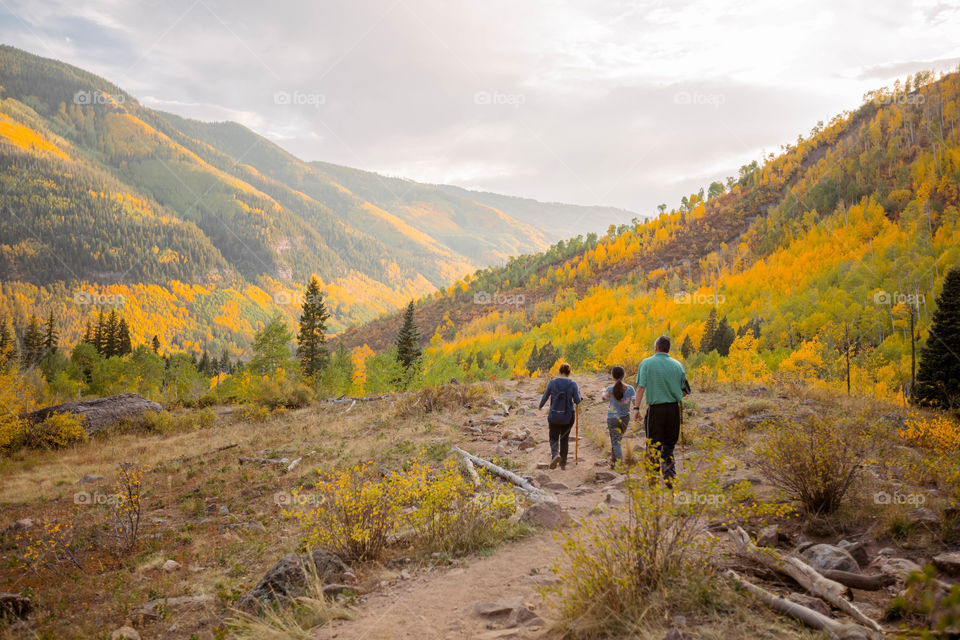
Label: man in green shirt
xmin=633 ymin=336 xmax=688 ymax=483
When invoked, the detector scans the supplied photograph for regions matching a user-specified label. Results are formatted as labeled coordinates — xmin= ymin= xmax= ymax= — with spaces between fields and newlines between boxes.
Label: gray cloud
xmin=2 ymin=0 xmax=960 ymax=219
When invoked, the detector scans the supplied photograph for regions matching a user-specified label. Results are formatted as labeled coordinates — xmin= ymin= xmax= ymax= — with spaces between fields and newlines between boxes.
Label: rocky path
xmin=322 ymin=375 xmax=619 ymax=640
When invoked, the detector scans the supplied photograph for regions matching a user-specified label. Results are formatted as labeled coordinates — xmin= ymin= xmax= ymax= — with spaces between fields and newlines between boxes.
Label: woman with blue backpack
xmin=539 ymin=363 xmax=581 ymax=470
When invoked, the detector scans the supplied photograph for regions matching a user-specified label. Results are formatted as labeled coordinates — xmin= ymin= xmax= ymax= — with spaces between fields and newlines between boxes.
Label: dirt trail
xmin=322 ymin=375 xmax=618 ymax=640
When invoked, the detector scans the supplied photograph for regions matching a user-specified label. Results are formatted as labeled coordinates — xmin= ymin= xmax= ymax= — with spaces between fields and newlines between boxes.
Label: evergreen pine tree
xmin=296 ymin=276 xmax=331 ymax=377
xmin=117 ymin=319 xmax=132 ymax=356
xmin=22 ymin=315 xmax=44 ymax=367
xmin=198 ymin=349 xmax=210 ymax=376
xmin=395 ymin=301 xmax=422 ymax=372
xmin=680 ymin=335 xmax=695 ymax=359
xmin=81 ymin=320 xmax=93 ymax=345
xmin=151 ymin=335 xmax=161 ymax=354
xmin=42 ymin=310 xmax=59 ymax=355
xmin=94 ymin=310 xmax=106 ymax=355
xmin=525 ymin=345 xmax=540 ymax=373
xmin=913 ymin=267 xmax=960 ymax=408
xmin=699 ymin=308 xmax=718 ymax=354
xmin=104 ymin=310 xmax=120 ymax=357
xmin=710 ymin=316 xmax=736 ymax=356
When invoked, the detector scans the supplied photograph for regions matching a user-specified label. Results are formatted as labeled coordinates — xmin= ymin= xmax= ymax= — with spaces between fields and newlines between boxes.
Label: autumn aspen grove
xmin=1 ymin=2 xmax=960 ymax=638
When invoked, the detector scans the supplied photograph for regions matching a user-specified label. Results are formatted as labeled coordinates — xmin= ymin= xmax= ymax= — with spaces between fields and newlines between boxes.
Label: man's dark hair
xmin=655 ymin=336 xmax=671 ymax=353
xmin=558 ymin=363 xmax=571 ymax=376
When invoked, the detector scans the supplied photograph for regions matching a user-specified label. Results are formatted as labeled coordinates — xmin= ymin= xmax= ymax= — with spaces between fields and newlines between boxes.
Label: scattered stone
xmin=933 ymin=552 xmax=960 ymax=576
xmin=110 ymin=627 xmax=141 ymax=640
xmin=518 ymin=436 xmax=536 ymax=452
xmin=787 ymin=593 xmax=830 ymax=617
xmin=535 ymin=462 xmax=550 ymax=470
xmin=1 ymin=518 xmax=34 ymax=535
xmin=593 ymin=459 xmax=610 ymax=467
xmin=594 ymin=470 xmax=619 ymax=483
xmin=243 ymin=520 xmax=267 ymax=533
xmin=877 ymin=547 xmax=897 ymax=557
xmin=744 ymin=385 xmax=770 ymax=396
xmin=527 ymin=574 xmax=559 ymax=586
xmin=161 ymin=559 xmax=182 ymax=573
xmin=400 ymin=569 xmax=411 ymax=580
xmin=238 ymin=550 xmax=352 ymax=612
xmin=79 ymin=474 xmax=105 ymax=484
xmin=543 ymin=482 xmax=569 ymax=491
xmin=756 ymin=525 xmax=780 ymax=548
xmin=907 ymin=508 xmax=940 ymax=528
xmin=663 ymin=628 xmax=690 ymax=640
xmin=875 ymin=556 xmax=923 ymax=582
xmin=132 ymin=595 xmax=213 ymax=624
xmin=569 ymin=486 xmax=595 ymax=496
xmin=0 ymin=592 xmax=32 ymax=620
xmin=801 ymin=544 xmax=861 ymax=573
xmin=837 ymin=540 xmax=869 ymax=568
xmin=603 ymin=489 xmax=628 ymax=505
xmin=484 ymin=415 xmax=506 ymax=426
xmin=218 ymin=505 xmax=230 ymax=516
xmin=472 ymin=596 xmax=541 ymax=629
xmin=534 ymin=472 xmax=551 ymax=485
xmin=520 ymin=501 xmax=571 ymax=530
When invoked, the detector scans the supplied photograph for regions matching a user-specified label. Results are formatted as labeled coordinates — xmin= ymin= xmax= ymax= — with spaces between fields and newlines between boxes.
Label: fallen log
xmin=171 ymin=442 xmax=238 ymax=465
xmin=239 ymin=456 xmax=289 ymax=467
xmin=462 ymin=456 xmax=481 ymax=489
xmin=725 ymin=570 xmax=878 ymax=640
xmin=819 ymin=569 xmax=895 ymax=591
xmin=730 ymin=527 xmax=882 ymax=632
xmin=330 ymin=394 xmax=390 ymax=404
xmin=452 ymin=447 xmax=555 ymax=503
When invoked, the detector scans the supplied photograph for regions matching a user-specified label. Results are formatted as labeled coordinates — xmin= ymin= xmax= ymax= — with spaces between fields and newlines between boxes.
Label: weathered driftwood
xmin=171 ymin=443 xmax=238 ymax=465
xmin=725 ymin=570 xmax=877 ymax=640
xmin=462 ymin=456 xmax=481 ymax=488
xmin=820 ymin=569 xmax=895 ymax=591
xmin=330 ymin=394 xmax=390 ymax=404
xmin=452 ymin=447 xmax=555 ymax=503
xmin=730 ymin=527 xmax=882 ymax=632
xmin=286 ymin=457 xmax=303 ymax=473
xmin=239 ymin=456 xmax=289 ymax=467
xmin=20 ymin=393 xmax=162 ymax=436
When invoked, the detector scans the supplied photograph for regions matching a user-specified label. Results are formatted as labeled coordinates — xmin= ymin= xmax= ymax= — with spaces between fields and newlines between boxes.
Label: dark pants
xmin=645 ymin=402 xmax=680 ymax=479
xmin=548 ymin=422 xmax=573 ymax=464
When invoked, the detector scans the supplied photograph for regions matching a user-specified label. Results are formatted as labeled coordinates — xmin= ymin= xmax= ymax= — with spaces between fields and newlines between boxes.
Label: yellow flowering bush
xmin=754 ymin=414 xmax=869 ymax=514
xmin=550 ymin=446 xmax=789 ymax=638
xmin=20 ymin=517 xmax=80 ymax=573
xmin=27 ymin=412 xmax=88 ymax=449
xmin=289 ymin=453 xmax=519 ymax=561
xmin=111 ymin=462 xmax=147 ymax=552
xmin=899 ymin=415 xmax=960 ymax=452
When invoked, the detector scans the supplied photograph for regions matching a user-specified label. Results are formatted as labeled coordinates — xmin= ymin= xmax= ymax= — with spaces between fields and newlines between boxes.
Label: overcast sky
xmin=2 ymin=0 xmax=960 ymax=215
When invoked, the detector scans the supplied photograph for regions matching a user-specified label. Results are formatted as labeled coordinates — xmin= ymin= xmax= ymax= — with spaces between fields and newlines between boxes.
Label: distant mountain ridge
xmin=0 ymin=44 xmax=637 ymax=353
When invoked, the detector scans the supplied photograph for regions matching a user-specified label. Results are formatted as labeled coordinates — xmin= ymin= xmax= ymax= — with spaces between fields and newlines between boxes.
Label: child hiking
xmin=601 ymin=365 xmax=635 ymax=465
xmin=539 ymin=362 xmax=581 ymax=470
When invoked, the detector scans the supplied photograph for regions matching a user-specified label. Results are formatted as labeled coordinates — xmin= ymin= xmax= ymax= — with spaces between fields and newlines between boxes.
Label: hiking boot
xmin=560 ymin=460 xmax=567 ymax=470
xmin=549 ymin=455 xmax=561 ymax=469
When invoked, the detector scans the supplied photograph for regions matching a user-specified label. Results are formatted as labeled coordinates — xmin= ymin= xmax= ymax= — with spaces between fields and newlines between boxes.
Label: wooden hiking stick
xmin=574 ymin=403 xmax=580 ymax=465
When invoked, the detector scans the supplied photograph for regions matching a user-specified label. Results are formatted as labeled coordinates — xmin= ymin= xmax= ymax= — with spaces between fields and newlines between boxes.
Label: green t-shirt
xmin=635 ymin=353 xmax=686 ymax=405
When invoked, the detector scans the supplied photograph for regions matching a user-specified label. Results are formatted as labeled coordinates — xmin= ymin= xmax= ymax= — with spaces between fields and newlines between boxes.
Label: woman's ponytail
xmin=611 ymin=365 xmax=625 ymax=401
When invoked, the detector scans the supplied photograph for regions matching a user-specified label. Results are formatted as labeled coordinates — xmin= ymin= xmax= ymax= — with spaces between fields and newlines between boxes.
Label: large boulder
xmin=238 ymin=550 xmax=353 ymax=612
xmin=933 ymin=551 xmax=960 ymax=576
xmin=801 ymin=544 xmax=861 ymax=573
xmin=20 ymin=393 xmax=162 ymax=436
